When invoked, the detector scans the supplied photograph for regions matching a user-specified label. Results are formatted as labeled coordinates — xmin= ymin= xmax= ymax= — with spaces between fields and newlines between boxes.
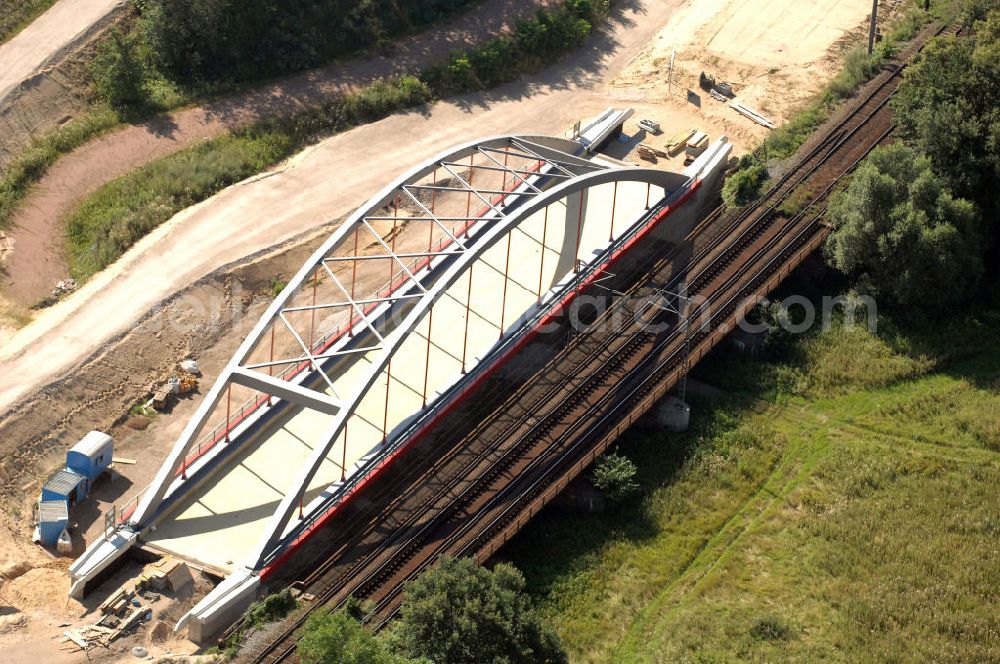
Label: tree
xmin=824 ymin=143 xmax=983 ymax=311
xmin=299 ymin=608 xmax=413 ymax=664
xmin=892 ymin=9 xmax=1000 ymax=211
xmin=139 ymin=0 xmax=229 ymax=82
xmin=90 ymin=28 xmax=148 ymax=112
xmin=391 ymin=557 xmax=566 ymax=664
xmin=591 ymin=450 xmax=639 ymax=503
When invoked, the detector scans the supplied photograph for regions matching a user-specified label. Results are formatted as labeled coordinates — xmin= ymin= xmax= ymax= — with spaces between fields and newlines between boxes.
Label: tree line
xmin=91 ymin=0 xmax=610 ymax=116
xmin=138 ymin=0 xmax=473 ymax=83
xmin=825 ymin=1 xmax=1000 ymax=313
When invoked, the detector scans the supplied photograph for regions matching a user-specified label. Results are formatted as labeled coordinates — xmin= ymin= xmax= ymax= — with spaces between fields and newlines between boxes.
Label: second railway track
xmin=235 ymin=20 xmax=956 ymax=663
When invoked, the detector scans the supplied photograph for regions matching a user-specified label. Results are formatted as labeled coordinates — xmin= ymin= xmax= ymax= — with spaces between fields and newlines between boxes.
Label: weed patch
xmin=505 ymin=310 xmax=1000 ymax=662
xmin=62 ymin=0 xmax=612 ymax=282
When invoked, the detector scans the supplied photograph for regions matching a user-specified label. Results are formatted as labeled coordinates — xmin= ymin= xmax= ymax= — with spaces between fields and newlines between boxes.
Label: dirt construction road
xmin=1 ymin=0 xmax=554 ymax=304
xmin=0 ymin=0 xmax=124 ymax=99
xmin=0 ymin=0 xmax=682 ymax=410
xmin=0 ymin=0 xmax=871 ymax=414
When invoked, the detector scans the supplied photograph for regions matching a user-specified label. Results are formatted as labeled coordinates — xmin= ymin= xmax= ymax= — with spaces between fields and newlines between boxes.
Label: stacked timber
xmin=61 ymin=557 xmax=189 ymax=653
xmin=666 ymin=128 xmax=696 ymax=156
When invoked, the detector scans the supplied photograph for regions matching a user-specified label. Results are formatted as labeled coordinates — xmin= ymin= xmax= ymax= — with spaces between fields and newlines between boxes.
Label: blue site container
xmin=66 ymin=431 xmax=113 ymax=483
xmin=34 ymin=431 xmax=114 ymax=549
xmin=38 ymin=499 xmax=68 ymax=547
xmin=41 ymin=468 xmax=87 ymax=503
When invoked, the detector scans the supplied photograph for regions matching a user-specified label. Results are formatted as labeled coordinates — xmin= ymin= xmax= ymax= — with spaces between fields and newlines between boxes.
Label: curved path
xmin=1 ymin=0 xmax=551 ymax=303
xmin=0 ymin=0 xmax=684 ymax=414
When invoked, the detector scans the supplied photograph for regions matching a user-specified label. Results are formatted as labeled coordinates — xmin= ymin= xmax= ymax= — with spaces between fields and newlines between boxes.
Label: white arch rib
xmin=127 ymin=134 xmax=680 ymax=571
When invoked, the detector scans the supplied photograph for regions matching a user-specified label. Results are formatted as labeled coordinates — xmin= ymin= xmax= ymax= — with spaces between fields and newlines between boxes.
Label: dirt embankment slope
xmin=0 ymin=0 xmax=555 ymax=306
xmin=0 ymin=0 xmax=127 ymax=167
xmin=0 ymin=0 xmax=876 ymax=439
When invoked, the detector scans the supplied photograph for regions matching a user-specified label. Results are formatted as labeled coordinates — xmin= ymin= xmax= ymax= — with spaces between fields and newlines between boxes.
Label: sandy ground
xmin=0 ymin=0 xmax=671 ymax=408
xmin=0 ymin=0 xmax=124 ymax=100
xmin=0 ymin=553 xmax=219 ymax=663
xmin=613 ymin=0 xmax=873 ymax=144
xmin=0 ymin=0 xmax=558 ymax=306
xmin=0 ymin=0 xmax=877 ymax=411
xmin=0 ymin=0 xmax=877 ymax=660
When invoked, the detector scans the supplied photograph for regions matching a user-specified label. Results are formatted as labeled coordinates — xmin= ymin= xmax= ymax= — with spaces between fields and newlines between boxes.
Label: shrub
xmin=827 ymin=47 xmax=881 ymax=100
xmin=750 ymin=615 xmax=792 ymax=641
xmin=341 ymin=75 xmax=432 ymax=123
xmin=427 ymin=1 xmax=603 ymax=95
xmin=722 ymin=163 xmax=768 ymax=208
xmin=777 ymin=183 xmax=812 ymax=216
xmin=764 ymin=102 xmax=827 ymax=161
xmin=245 ymin=589 xmax=297 ymax=627
xmin=468 ymin=37 xmax=516 ymax=88
xmin=299 ymin=608 xmax=410 ymax=664
xmin=392 ymin=557 xmax=566 ymax=664
xmin=887 ymin=6 xmax=927 ymax=43
xmin=824 ymin=143 xmax=984 ymax=311
xmin=592 ymin=450 xmax=639 ymax=502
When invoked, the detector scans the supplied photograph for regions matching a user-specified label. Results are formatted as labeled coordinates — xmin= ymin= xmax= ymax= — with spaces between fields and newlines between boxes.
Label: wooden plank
xmin=666 ymin=128 xmax=696 ymax=155
xmin=112 ymin=457 xmax=137 ymax=465
xmin=64 ymin=630 xmax=88 ymax=649
xmin=638 ymin=143 xmax=667 ymax=158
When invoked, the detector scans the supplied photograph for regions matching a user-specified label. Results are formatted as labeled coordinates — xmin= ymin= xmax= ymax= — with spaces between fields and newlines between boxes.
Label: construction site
xmin=0 ymin=0 xmax=973 ymax=662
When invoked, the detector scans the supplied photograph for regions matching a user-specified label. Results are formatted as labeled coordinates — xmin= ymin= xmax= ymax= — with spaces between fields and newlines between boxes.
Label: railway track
xmin=359 ymin=117 xmax=890 ymax=625
xmin=235 ymin=21 xmax=954 ymax=663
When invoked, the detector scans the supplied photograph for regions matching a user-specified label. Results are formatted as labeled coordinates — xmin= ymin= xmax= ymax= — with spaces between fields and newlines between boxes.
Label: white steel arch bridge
xmin=71 ymin=130 xmax=731 ymax=638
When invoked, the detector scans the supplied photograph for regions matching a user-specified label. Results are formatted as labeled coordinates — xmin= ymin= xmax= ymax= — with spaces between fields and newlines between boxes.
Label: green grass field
xmin=503 ymin=308 xmax=1000 ymax=663
xmin=0 ymin=0 xmax=55 ymax=45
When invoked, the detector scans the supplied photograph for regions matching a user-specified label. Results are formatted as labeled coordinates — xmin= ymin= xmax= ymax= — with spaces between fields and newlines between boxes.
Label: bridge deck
xmin=143 ymin=178 xmax=664 ymax=573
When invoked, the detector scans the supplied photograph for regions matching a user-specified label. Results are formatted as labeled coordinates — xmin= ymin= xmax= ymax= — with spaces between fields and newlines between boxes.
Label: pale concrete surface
xmin=144 ymin=179 xmax=662 ymax=573
xmin=0 ymin=0 xmax=124 ymax=99
xmin=0 ymin=0 xmax=687 ymax=415
xmin=701 ymin=0 xmax=869 ymax=67
xmin=0 ymin=0 xmax=555 ymax=304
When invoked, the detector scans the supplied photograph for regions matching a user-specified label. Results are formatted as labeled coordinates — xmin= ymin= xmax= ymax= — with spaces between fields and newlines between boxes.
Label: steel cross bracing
xmin=124 ymin=134 xmax=680 ymax=573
